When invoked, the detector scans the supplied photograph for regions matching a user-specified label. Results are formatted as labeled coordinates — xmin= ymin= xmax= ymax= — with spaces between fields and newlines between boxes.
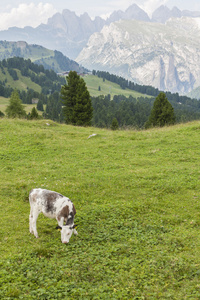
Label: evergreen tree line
xmin=0 ymin=84 xmax=13 ymax=98
xmin=19 ymin=89 xmax=47 ymax=105
xmin=0 ymin=86 xmax=48 ymax=106
xmin=3 ymin=85 xmax=200 ymax=129
xmin=91 ymin=94 xmax=200 ymax=129
xmin=43 ymin=91 xmax=64 ymax=123
xmin=91 ymin=95 xmax=153 ymax=128
xmin=16 ymin=89 xmax=200 ymax=128
xmin=93 ymin=70 xmax=199 ymax=103
xmin=2 ymin=65 xmax=200 ymax=129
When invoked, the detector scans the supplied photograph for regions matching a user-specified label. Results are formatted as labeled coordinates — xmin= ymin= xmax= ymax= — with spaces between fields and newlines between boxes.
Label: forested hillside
xmin=0 ymin=41 xmax=86 ymax=73
xmin=91 ymin=94 xmax=200 ymax=129
xmin=0 ymin=56 xmax=65 ymax=102
xmin=94 ymin=70 xmax=197 ymax=102
xmin=91 ymin=71 xmax=200 ymax=128
xmin=1 ymin=58 xmax=200 ymax=128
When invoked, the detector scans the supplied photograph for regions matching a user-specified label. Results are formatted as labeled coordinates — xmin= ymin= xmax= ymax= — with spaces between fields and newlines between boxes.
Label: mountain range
xmin=1 ymin=3 xmax=200 ymax=94
xmin=0 ymin=4 xmax=199 ymax=60
xmin=0 ymin=4 xmax=150 ymax=59
xmin=77 ymin=17 xmax=200 ymax=94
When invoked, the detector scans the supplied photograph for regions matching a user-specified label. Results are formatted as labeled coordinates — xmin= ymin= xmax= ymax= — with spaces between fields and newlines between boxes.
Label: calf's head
xmin=57 ymin=224 xmax=77 ymax=244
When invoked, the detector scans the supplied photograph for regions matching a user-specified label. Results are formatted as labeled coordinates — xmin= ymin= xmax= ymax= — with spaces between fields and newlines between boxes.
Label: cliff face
xmin=77 ymin=18 xmax=200 ymax=94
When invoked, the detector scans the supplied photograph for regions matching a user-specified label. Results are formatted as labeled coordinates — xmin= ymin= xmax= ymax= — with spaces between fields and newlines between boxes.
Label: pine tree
xmin=145 ymin=92 xmax=175 ymax=128
xmin=29 ymin=107 xmax=39 ymax=120
xmin=6 ymin=90 xmax=26 ymax=118
xmin=111 ymin=118 xmax=119 ymax=130
xmin=61 ymin=71 xmax=93 ymax=126
xmin=37 ymin=99 xmax=44 ymax=111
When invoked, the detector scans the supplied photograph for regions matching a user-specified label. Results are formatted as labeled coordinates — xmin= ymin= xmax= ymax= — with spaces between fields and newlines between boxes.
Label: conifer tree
xmin=145 ymin=92 xmax=175 ymax=128
xmin=61 ymin=71 xmax=93 ymax=126
xmin=6 ymin=90 xmax=26 ymax=118
xmin=29 ymin=107 xmax=39 ymax=120
xmin=111 ymin=118 xmax=119 ymax=130
xmin=37 ymin=99 xmax=44 ymax=111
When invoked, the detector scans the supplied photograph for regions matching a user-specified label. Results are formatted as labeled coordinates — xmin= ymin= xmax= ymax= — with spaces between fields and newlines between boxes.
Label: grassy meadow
xmin=0 ymin=69 xmax=42 ymax=93
xmin=1 ymin=118 xmax=200 ymax=299
xmin=83 ymin=75 xmax=151 ymax=99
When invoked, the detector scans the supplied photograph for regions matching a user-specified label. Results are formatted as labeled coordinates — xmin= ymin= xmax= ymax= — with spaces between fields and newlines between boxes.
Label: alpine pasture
xmin=1 ymin=118 xmax=200 ymax=299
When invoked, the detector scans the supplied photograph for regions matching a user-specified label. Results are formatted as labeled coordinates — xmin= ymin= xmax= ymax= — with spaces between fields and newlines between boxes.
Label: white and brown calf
xmin=29 ymin=188 xmax=78 ymax=243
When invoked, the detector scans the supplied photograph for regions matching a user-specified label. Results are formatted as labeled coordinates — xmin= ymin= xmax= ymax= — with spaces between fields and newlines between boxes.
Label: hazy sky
xmin=0 ymin=0 xmax=199 ymax=31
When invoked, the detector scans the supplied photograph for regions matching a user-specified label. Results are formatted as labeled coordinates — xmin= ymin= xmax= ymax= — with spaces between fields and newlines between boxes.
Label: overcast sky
xmin=0 ymin=0 xmax=199 ymax=31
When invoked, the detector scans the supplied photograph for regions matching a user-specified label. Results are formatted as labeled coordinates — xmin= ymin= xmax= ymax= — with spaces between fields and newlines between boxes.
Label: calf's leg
xmin=29 ymin=208 xmax=34 ymax=234
xmin=31 ymin=209 xmax=40 ymax=238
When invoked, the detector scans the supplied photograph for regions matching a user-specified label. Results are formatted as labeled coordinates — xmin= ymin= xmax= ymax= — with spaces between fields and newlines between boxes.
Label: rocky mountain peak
xmin=171 ymin=6 xmax=182 ymax=17
xmin=125 ymin=3 xmax=150 ymax=21
xmin=47 ymin=12 xmax=67 ymax=32
xmin=152 ymin=5 xmax=171 ymax=23
xmin=107 ymin=3 xmax=150 ymax=24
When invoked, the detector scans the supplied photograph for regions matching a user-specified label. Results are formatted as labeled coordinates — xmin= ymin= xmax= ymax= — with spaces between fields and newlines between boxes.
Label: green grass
xmin=1 ymin=119 xmax=200 ymax=299
xmin=84 ymin=75 xmax=151 ymax=99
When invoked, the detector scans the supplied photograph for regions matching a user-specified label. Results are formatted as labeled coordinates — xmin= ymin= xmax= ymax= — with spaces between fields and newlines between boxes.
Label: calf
xmin=29 ymin=188 xmax=77 ymax=243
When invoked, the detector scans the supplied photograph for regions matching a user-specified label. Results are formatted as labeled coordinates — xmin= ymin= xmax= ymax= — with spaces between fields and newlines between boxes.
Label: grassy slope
xmin=0 ymin=119 xmax=200 ymax=299
xmin=83 ymin=75 xmax=151 ymax=99
xmin=0 ymin=68 xmax=42 ymax=93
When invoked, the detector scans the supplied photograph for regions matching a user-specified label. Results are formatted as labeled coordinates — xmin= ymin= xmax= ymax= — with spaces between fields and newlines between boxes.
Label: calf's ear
xmin=56 ymin=225 xmax=62 ymax=230
xmin=72 ymin=224 xmax=78 ymax=229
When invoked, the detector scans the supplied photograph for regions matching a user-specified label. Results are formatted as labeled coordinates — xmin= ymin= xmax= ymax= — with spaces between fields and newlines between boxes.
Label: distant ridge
xmin=0 ymin=41 xmax=87 ymax=74
xmin=152 ymin=5 xmax=200 ymax=23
